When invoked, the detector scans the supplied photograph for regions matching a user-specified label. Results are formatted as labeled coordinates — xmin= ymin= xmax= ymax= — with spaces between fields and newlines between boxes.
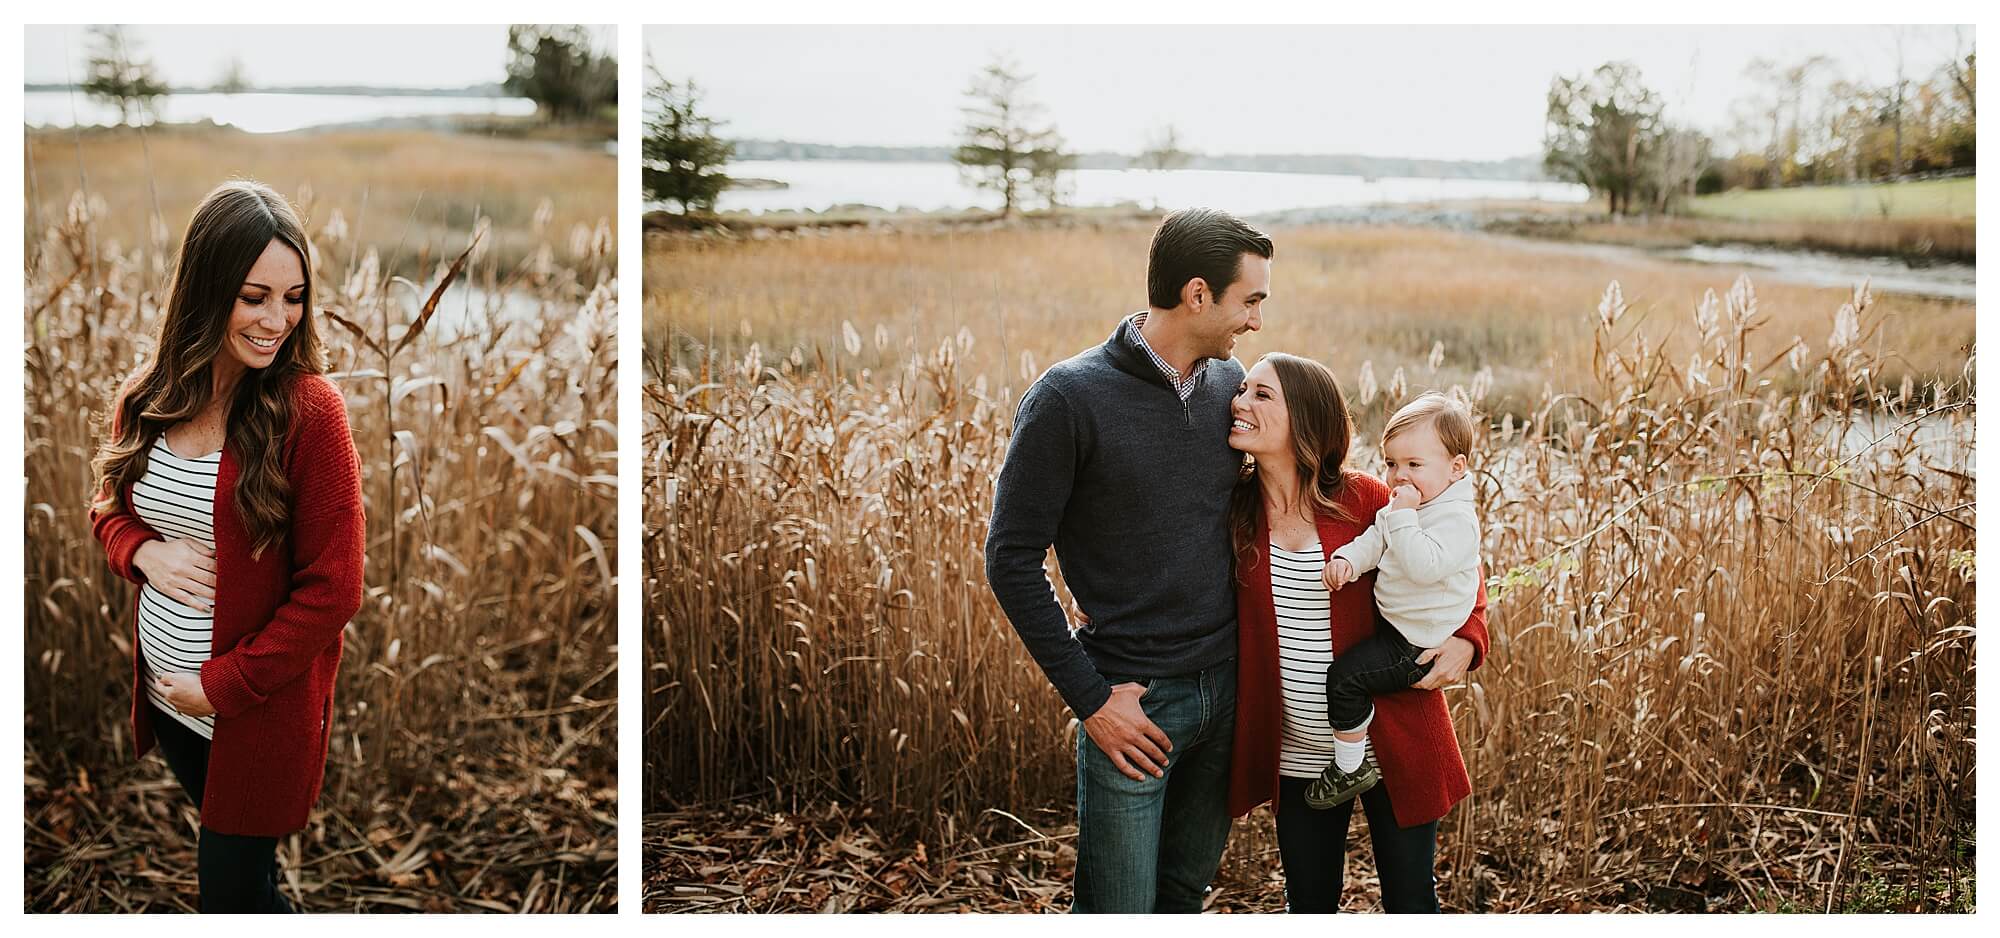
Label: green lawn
xmin=1690 ymin=176 xmax=1975 ymax=221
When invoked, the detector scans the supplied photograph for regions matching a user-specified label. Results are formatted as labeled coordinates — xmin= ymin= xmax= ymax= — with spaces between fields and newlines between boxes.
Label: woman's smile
xmin=1228 ymin=409 xmax=1262 ymax=444
xmin=221 ymin=238 xmax=307 ymax=373
xmin=1229 ymin=358 xmax=1289 ymax=455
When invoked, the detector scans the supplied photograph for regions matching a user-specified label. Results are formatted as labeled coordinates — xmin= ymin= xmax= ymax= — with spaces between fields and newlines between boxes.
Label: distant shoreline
xmin=729 ymin=139 xmax=1551 ymax=182
xmin=24 ymin=116 xmax=616 ymax=151
xmin=24 ymin=82 xmax=511 ymax=98
xmin=648 ymin=195 xmax=1974 ymax=268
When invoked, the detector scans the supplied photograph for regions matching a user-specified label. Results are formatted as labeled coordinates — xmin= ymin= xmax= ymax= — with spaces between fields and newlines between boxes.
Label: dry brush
xmin=649 ymin=253 xmax=1974 ymax=910
xmin=25 ymin=190 xmax=620 ymax=912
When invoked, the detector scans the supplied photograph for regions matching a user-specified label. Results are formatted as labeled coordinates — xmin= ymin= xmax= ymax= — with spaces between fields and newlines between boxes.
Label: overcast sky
xmin=647 ymin=24 xmax=1970 ymax=161
xmin=25 ymin=25 xmax=617 ymax=89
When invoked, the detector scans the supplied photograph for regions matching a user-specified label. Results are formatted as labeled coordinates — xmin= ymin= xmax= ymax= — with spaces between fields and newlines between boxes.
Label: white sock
xmin=1333 ymin=734 xmax=1368 ymax=772
xmin=1334 ymin=712 xmax=1372 ymax=772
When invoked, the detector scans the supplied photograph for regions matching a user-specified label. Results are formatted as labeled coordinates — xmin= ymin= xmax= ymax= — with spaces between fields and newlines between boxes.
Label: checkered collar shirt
xmin=1128 ymin=311 xmax=1210 ymax=402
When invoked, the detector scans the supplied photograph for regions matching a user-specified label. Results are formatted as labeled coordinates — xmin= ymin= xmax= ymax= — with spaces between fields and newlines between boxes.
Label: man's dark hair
xmin=1146 ymin=207 xmax=1273 ymax=310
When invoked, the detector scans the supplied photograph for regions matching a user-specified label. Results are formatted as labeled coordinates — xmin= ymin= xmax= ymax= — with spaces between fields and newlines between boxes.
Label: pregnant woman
xmin=1223 ymin=352 xmax=1490 ymax=913
xmin=89 ymin=180 xmax=365 ymax=912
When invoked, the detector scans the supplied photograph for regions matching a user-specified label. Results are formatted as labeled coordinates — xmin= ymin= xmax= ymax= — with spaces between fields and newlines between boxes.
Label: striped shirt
xmin=1270 ymin=541 xmax=1339 ymax=778
xmin=1127 ymin=311 xmax=1211 ymax=401
xmin=130 ymin=435 xmax=219 ymax=740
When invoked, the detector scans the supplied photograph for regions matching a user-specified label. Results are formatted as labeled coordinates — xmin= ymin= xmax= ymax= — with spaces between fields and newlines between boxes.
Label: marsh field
xmin=23 ymin=124 xmax=619 ymax=912
xmin=647 ymin=219 xmax=1975 ymax=912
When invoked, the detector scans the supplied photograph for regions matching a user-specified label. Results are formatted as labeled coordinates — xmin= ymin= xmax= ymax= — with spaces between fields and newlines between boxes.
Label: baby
xmin=1305 ymin=391 xmax=1482 ymax=809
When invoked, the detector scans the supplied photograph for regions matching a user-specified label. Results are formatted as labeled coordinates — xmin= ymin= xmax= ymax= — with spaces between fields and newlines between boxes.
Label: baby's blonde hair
xmin=1382 ymin=392 xmax=1475 ymax=458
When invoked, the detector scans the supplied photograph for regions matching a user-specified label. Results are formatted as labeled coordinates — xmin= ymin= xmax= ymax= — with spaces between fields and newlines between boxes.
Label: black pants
xmin=1275 ymin=775 xmax=1440 ymax=913
xmin=1323 ymin=628 xmax=1433 ymax=733
xmin=151 ymin=707 xmax=294 ymax=914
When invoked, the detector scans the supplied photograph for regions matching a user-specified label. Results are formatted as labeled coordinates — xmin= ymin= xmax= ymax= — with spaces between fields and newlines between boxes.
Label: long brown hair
xmin=1229 ymin=352 xmax=1356 ymax=579
xmin=91 ymin=179 xmax=327 ymax=557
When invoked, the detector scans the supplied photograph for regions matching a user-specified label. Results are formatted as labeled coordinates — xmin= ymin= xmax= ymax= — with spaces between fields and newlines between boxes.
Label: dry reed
xmin=24 ymin=186 xmax=619 ymax=912
xmin=647 ymin=226 xmax=1974 ymax=911
xmin=645 ymin=223 xmax=1974 ymax=431
xmin=25 ymin=124 xmax=616 ymax=276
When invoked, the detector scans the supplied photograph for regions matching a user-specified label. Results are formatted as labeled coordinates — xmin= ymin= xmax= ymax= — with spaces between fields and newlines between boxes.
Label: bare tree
xmin=1741 ymin=58 xmax=1785 ymax=187
xmin=1649 ymin=125 xmax=1710 ymax=212
xmin=1819 ymin=78 xmax=1879 ymax=183
xmin=1714 ymin=32 xmax=1973 ymax=188
xmin=1741 ymin=55 xmax=1829 ymax=187
xmin=1783 ymin=56 xmax=1834 ymax=171
xmin=1890 ymin=27 xmax=1910 ymax=176
xmin=1135 ymin=123 xmax=1191 ymax=172
xmin=1945 ymin=27 xmax=1975 ymax=119
xmin=215 ymin=56 xmax=250 ymax=95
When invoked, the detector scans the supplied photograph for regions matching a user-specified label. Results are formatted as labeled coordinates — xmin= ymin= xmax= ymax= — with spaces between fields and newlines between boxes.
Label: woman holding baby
xmin=1221 ymin=352 xmax=1490 ymax=914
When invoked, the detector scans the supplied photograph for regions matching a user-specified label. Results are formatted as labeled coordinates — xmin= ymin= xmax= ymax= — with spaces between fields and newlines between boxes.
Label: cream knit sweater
xmin=1331 ymin=474 xmax=1481 ymax=649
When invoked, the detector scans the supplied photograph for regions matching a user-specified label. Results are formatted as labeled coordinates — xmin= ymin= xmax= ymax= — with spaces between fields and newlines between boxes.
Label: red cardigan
xmin=1228 ymin=471 xmax=1490 ymax=828
xmin=92 ymin=373 xmax=365 ymax=837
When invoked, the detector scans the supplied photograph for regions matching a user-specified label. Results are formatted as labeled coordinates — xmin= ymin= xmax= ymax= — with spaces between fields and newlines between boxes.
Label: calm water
xmin=24 ymin=90 xmax=538 ymax=134
xmin=1674 ymin=242 xmax=1975 ymax=301
xmin=688 ymin=159 xmax=1590 ymax=215
xmin=1507 ymin=237 xmax=1976 ymax=302
xmin=419 ymin=283 xmax=554 ymax=339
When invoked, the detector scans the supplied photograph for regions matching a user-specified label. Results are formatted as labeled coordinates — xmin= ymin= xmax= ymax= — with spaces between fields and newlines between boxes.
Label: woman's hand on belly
xmin=155 ymin=672 xmax=217 ymax=718
xmin=133 ymin=538 xmax=217 ymax=612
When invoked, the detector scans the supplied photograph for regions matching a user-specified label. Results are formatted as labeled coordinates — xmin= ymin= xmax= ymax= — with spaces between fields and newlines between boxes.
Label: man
xmin=985 ymin=208 xmax=1272 ymax=913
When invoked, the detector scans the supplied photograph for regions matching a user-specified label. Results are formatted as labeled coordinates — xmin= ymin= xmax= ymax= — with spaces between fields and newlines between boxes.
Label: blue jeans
xmin=1072 ymin=658 xmax=1236 ymax=913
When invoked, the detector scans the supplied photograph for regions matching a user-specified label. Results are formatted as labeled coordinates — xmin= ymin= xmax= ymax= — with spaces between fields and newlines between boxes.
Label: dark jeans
xmin=1275 ymin=775 xmax=1440 ymax=913
xmin=151 ymin=707 xmax=295 ymax=914
xmin=1324 ymin=628 xmax=1433 ymax=733
xmin=1071 ymin=658 xmax=1236 ymax=913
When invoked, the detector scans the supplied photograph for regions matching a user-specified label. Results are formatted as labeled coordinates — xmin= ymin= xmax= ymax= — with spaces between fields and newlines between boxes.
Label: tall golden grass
xmin=25 ymin=185 xmax=619 ymax=912
xmin=646 ymin=224 xmax=1974 ymax=430
xmin=25 ymin=124 xmax=616 ymax=274
xmin=647 ymin=226 xmax=1975 ymax=911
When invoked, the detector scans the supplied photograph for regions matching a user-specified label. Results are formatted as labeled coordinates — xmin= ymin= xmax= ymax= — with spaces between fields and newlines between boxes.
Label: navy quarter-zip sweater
xmin=984 ymin=315 xmax=1245 ymax=719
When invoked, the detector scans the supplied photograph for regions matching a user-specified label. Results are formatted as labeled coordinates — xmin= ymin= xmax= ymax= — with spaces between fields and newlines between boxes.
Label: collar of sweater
xmin=1414 ymin=474 xmax=1476 ymax=511
xmin=1104 ymin=313 xmax=1208 ymax=392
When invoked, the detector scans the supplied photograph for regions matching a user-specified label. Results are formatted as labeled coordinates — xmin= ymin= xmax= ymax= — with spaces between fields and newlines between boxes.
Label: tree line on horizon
xmin=1546 ymin=35 xmax=1975 ymax=215
xmin=721 ymin=140 xmax=1546 ymax=182
xmin=68 ymin=25 xmax=615 ymax=127
xmin=650 ymin=53 xmax=1204 ymax=219
xmin=652 ymin=35 xmax=1977 ymax=220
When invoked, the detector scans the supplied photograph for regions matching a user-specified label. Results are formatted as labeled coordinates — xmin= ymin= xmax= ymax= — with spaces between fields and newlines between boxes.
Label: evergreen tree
xmin=82 ymin=26 xmax=168 ymax=126
xmin=954 ymin=57 xmax=1069 ymax=217
xmin=504 ymin=25 xmax=617 ymax=122
xmin=645 ymin=70 xmax=733 ymax=215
